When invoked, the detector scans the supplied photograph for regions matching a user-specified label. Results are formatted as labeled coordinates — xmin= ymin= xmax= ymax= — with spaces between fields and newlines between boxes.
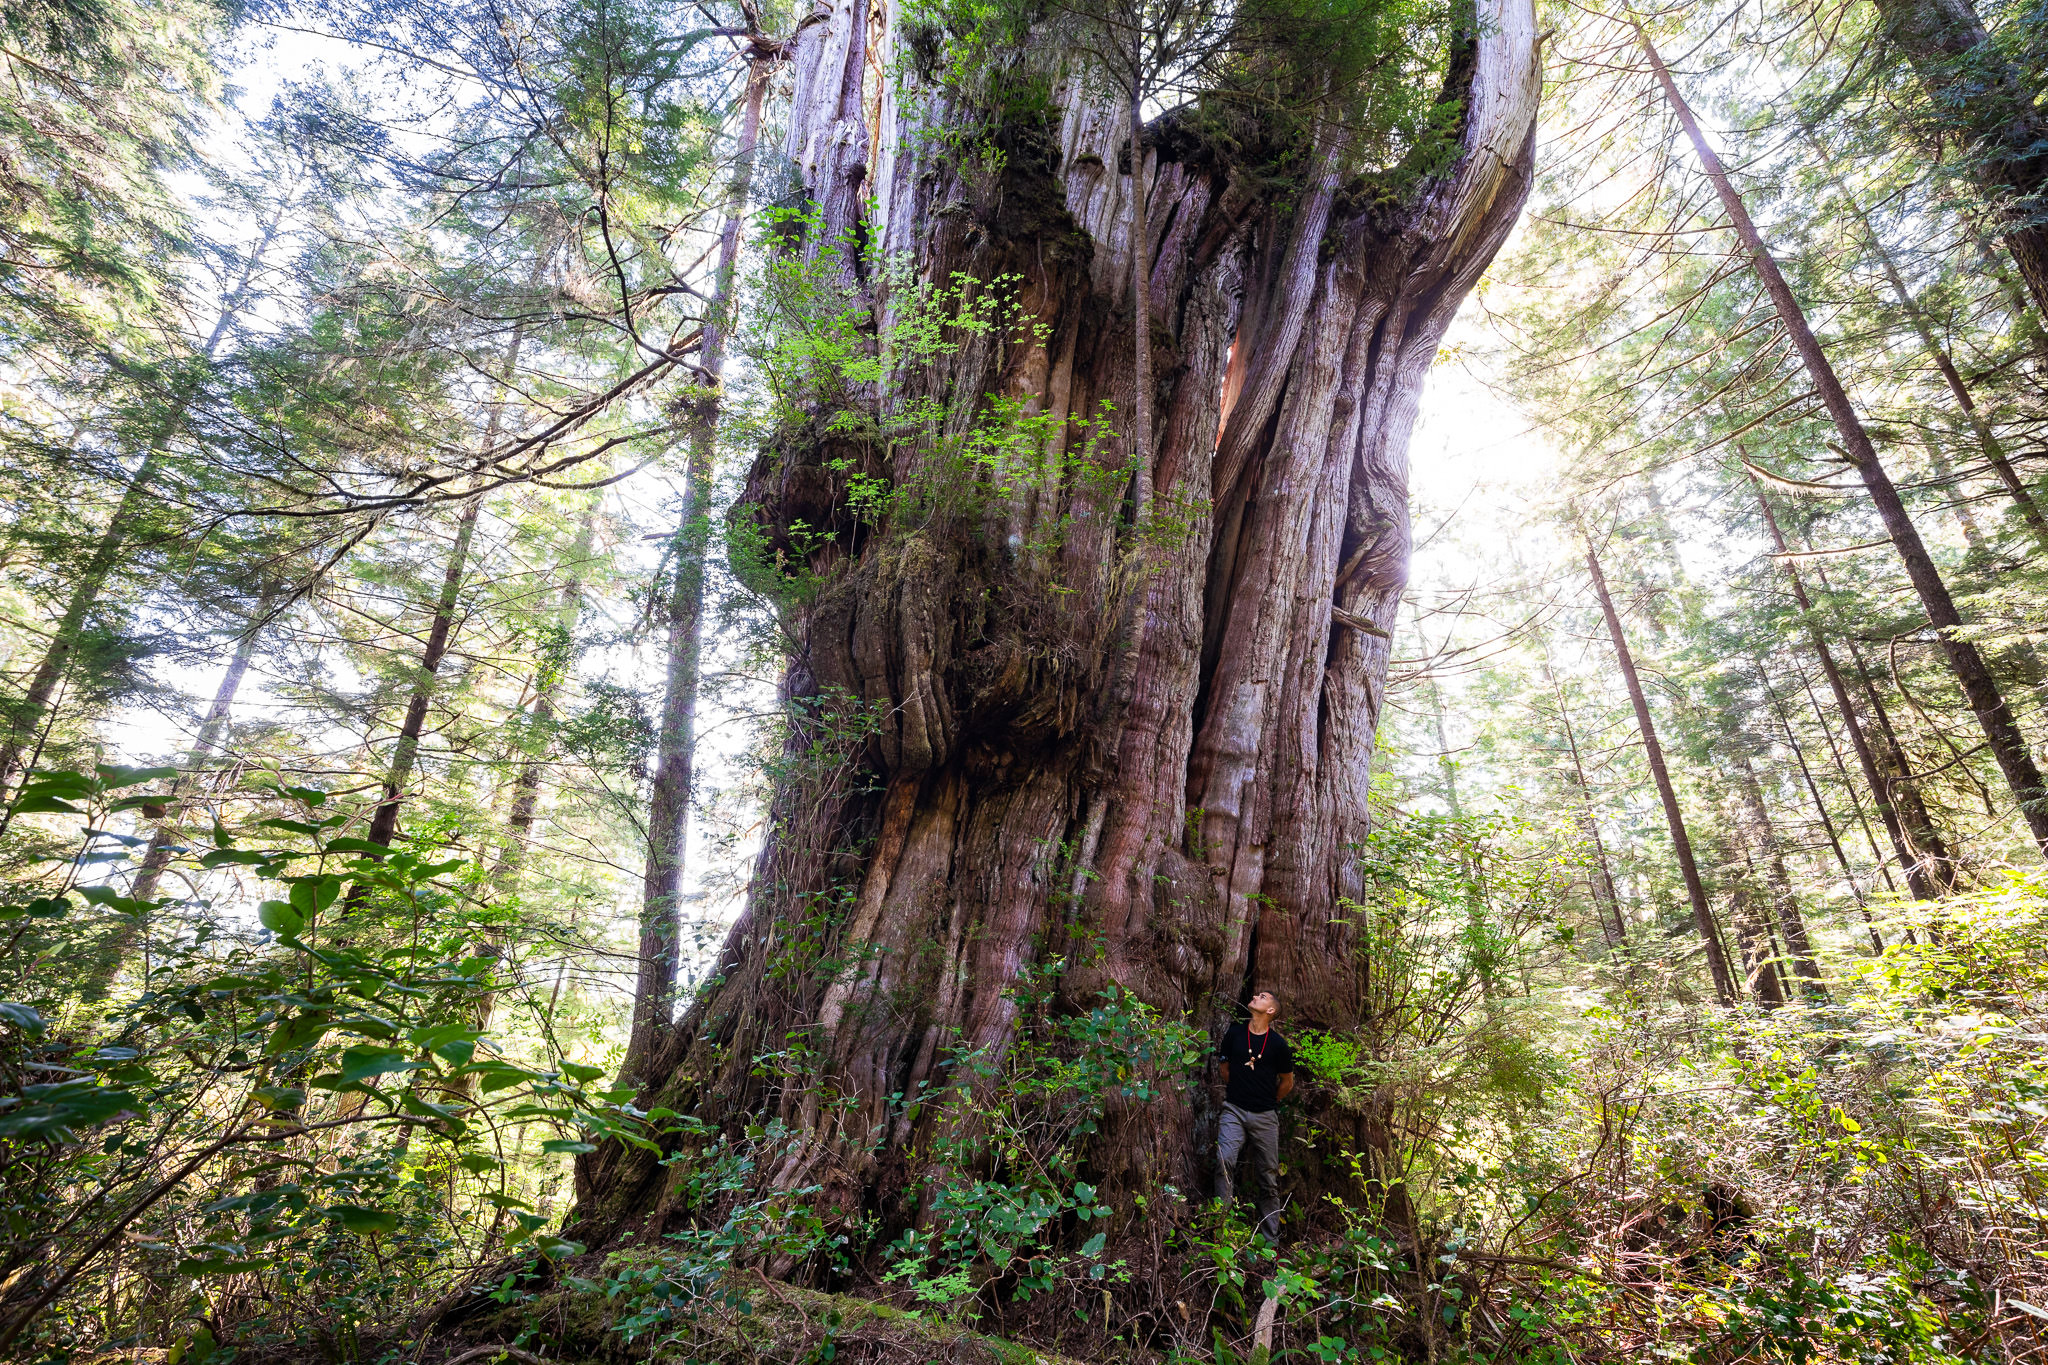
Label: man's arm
xmin=1217 ymin=1061 xmax=1231 ymax=1086
xmin=1276 ymin=1070 xmax=1294 ymax=1101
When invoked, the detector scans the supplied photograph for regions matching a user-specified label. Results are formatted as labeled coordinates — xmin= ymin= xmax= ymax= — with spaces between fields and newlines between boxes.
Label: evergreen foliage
xmin=2 ymin=0 xmax=2047 ymax=1359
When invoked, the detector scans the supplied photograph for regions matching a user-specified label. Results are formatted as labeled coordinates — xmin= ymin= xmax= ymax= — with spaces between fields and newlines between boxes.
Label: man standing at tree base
xmin=1215 ymin=988 xmax=1294 ymax=1241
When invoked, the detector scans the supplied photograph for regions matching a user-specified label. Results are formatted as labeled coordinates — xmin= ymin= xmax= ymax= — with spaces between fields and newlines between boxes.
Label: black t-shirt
xmin=1217 ymin=1023 xmax=1293 ymax=1113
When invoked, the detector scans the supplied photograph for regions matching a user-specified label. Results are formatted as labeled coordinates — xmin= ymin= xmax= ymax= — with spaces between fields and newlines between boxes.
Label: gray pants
xmin=1216 ymin=1102 xmax=1282 ymax=1239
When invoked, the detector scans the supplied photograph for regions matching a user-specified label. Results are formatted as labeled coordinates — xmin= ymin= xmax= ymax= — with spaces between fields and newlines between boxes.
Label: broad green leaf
xmin=289 ymin=875 xmax=341 ymax=917
xmin=9 ymin=794 xmax=82 ymax=814
xmin=541 ymin=1139 xmax=597 ymax=1154
xmin=98 ymin=764 xmax=179 ymax=788
xmin=257 ymin=900 xmax=304 ymax=939
xmin=399 ymin=1091 xmax=469 ymax=1137
xmin=0 ymin=1078 xmax=138 ymax=1142
xmin=0 ymin=1002 xmax=46 ymax=1033
xmin=201 ymin=849 xmax=272 ymax=869
xmin=409 ymin=1022 xmax=479 ymax=1054
xmin=265 ymin=1011 xmax=328 ymax=1057
xmin=333 ymin=1045 xmax=418 ymax=1086
xmin=560 ymin=1061 xmax=605 ymax=1084
xmin=325 ymin=1204 xmax=398 ymax=1235
xmin=532 ymin=1235 xmax=585 ymax=1261
xmin=0 ymin=896 xmax=71 ymax=921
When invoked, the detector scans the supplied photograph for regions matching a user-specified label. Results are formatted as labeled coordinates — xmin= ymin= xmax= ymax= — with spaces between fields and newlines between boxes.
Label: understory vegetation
xmin=3 ymin=0 xmax=2048 ymax=1360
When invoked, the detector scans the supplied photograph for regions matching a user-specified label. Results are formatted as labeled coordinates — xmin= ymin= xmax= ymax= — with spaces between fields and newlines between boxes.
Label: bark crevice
xmin=567 ymin=0 xmax=1542 ymax=1266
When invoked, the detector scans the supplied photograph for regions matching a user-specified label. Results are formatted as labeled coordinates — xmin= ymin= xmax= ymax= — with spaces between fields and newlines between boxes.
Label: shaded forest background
xmin=3 ymin=0 xmax=2048 ymax=1361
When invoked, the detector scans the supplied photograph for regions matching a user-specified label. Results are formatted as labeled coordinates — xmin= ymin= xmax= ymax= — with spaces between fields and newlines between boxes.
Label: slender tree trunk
xmin=1750 ymin=477 xmax=1954 ymax=900
xmin=1541 ymin=651 xmax=1624 ymax=945
xmin=495 ymin=504 xmax=600 ymax=885
xmin=0 ymin=452 xmax=161 ymax=796
xmin=357 ymin=261 xmax=546 ymax=857
xmin=625 ymin=59 xmax=771 ymax=1079
xmin=1645 ymin=34 xmax=2048 ymax=859
xmin=0 ymin=213 xmax=286 ymax=797
xmin=1799 ymin=667 xmax=1901 ymax=899
xmin=130 ymin=609 xmax=272 ymax=902
xmin=1760 ymin=664 xmax=1886 ymax=952
xmin=362 ymin=495 xmax=484 ymax=851
xmin=1834 ymin=622 xmax=1963 ymax=890
xmin=559 ymin=0 xmax=1542 ymax=1263
xmin=431 ymin=506 xmax=601 ymax=1113
xmin=1963 ymin=217 xmax=2048 ymax=362
xmin=1426 ymin=675 xmax=1465 ymax=821
xmin=1722 ymin=822 xmax=1787 ymax=1008
xmin=73 ymin=601 xmax=274 ymax=1000
xmin=1920 ymin=433 xmax=1988 ymax=552
xmin=1867 ymin=0 xmax=2048 ymax=319
xmin=1731 ymin=749 xmax=1824 ymax=991
xmin=1584 ymin=540 xmax=1738 ymax=1004
xmin=1804 ymin=128 xmax=2048 ymax=545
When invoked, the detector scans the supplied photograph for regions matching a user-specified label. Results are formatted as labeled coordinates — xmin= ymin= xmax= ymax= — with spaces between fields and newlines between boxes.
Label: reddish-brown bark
xmin=569 ymin=0 xmax=1541 ymax=1262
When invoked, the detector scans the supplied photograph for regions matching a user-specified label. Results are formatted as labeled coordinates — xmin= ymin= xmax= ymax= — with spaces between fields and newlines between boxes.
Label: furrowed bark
xmin=562 ymin=0 xmax=1542 ymax=1265
xmin=1645 ymin=34 xmax=2048 ymax=860
xmin=626 ymin=56 xmax=770 ymax=1081
xmin=1585 ymin=539 xmax=1738 ymax=1004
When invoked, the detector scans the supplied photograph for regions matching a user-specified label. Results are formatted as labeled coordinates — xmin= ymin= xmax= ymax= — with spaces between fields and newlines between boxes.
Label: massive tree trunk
xmin=1868 ymin=0 xmax=2048 ymax=322
xmin=568 ymin=0 xmax=1540 ymax=1261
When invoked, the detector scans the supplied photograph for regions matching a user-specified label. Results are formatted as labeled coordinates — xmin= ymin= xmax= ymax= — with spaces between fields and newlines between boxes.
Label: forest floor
xmin=422 ymin=1276 xmax=1093 ymax=1365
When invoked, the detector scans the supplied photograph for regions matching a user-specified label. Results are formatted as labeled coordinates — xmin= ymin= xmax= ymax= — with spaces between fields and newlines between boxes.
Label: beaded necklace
xmin=1246 ymin=1022 xmax=1269 ymax=1070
